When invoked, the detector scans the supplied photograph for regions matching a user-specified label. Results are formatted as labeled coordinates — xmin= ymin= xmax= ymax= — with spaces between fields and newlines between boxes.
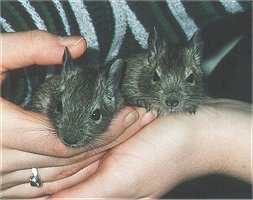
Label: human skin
xmin=0 ymin=30 xmax=157 ymax=198
xmin=49 ymin=98 xmax=252 ymax=199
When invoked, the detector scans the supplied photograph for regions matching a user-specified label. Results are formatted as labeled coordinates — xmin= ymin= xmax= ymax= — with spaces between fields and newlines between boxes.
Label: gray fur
xmin=26 ymin=30 xmax=205 ymax=148
xmin=121 ymin=29 xmax=205 ymax=115
xmin=26 ymin=48 xmax=124 ymax=147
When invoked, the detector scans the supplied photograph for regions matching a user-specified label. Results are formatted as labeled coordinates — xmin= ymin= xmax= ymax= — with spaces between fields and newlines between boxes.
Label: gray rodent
xmin=26 ymin=49 xmax=125 ymax=147
xmin=27 ymin=29 xmax=205 ymax=148
xmin=121 ymin=28 xmax=206 ymax=115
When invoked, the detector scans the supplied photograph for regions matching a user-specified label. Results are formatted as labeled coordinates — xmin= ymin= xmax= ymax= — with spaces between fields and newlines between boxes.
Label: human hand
xmin=0 ymin=30 xmax=157 ymax=199
xmin=50 ymin=98 xmax=251 ymax=198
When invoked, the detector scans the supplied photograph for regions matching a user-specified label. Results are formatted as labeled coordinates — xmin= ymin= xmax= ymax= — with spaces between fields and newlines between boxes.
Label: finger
xmin=47 ymin=160 xmax=117 ymax=198
xmin=2 ymin=145 xmax=104 ymax=173
xmin=101 ymin=107 xmax=157 ymax=149
xmin=1 ymin=98 xmax=84 ymax=158
xmin=2 ymin=100 xmax=150 ymax=173
xmin=118 ymin=107 xmax=158 ymax=138
xmin=82 ymin=107 xmax=156 ymax=155
xmin=3 ymin=108 xmax=156 ymax=186
xmin=2 ymin=126 xmax=109 ymax=173
xmin=0 ymin=30 xmax=86 ymax=71
xmin=1 ymin=160 xmax=99 ymax=199
xmin=2 ymin=99 xmax=148 ymax=158
xmin=2 ymin=152 xmax=103 ymax=189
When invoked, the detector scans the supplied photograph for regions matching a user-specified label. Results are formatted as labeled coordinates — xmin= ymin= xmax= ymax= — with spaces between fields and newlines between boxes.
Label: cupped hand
xmin=0 ymin=30 xmax=157 ymax=198
xmin=50 ymin=98 xmax=251 ymax=198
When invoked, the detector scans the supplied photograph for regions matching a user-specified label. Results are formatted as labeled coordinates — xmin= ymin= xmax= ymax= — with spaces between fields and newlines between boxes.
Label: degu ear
xmin=62 ymin=47 xmax=74 ymax=72
xmin=188 ymin=30 xmax=204 ymax=65
xmin=107 ymin=59 xmax=125 ymax=96
xmin=148 ymin=27 xmax=161 ymax=56
xmin=148 ymin=27 xmax=161 ymax=62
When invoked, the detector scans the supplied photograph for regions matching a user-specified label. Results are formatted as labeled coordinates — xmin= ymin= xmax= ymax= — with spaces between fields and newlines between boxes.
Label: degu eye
xmin=91 ymin=109 xmax=102 ymax=121
xmin=186 ymin=73 xmax=195 ymax=84
xmin=153 ymin=70 xmax=160 ymax=82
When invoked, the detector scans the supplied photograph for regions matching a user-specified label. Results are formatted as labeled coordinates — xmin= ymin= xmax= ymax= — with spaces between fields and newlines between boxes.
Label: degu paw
xmin=187 ymin=106 xmax=197 ymax=115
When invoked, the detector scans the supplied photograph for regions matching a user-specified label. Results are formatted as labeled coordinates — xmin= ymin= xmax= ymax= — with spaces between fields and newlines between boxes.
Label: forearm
xmin=182 ymin=100 xmax=252 ymax=183
xmin=130 ymin=99 xmax=252 ymax=197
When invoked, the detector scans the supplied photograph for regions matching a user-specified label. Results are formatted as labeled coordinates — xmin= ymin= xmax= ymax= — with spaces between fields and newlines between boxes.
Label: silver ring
xmin=29 ymin=168 xmax=43 ymax=187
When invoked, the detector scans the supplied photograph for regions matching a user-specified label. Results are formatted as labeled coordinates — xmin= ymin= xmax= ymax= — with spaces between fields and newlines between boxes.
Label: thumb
xmin=0 ymin=30 xmax=86 ymax=71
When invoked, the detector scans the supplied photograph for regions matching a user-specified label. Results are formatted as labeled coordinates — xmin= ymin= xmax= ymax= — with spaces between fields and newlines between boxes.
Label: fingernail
xmin=59 ymin=36 xmax=86 ymax=47
xmin=124 ymin=111 xmax=139 ymax=128
xmin=142 ymin=110 xmax=157 ymax=126
xmin=151 ymin=110 xmax=158 ymax=118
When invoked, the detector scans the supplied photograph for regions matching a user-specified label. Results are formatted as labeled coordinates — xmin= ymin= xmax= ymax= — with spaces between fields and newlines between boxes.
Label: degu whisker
xmin=19 ymin=109 xmax=50 ymax=124
xmin=19 ymin=128 xmax=56 ymax=134
xmin=19 ymin=132 xmax=59 ymax=150
xmin=18 ymin=115 xmax=53 ymax=130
